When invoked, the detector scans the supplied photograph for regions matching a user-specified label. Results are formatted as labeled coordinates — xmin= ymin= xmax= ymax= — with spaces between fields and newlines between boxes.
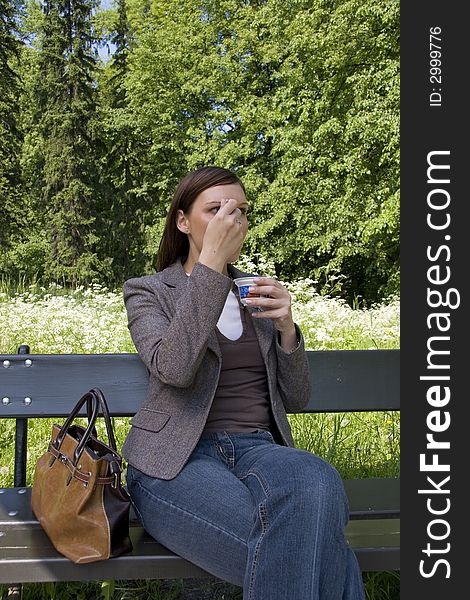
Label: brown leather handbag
xmin=31 ymin=388 xmax=133 ymax=564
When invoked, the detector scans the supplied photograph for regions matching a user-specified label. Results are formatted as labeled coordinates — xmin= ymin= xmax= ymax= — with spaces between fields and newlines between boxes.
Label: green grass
xmin=289 ymin=411 xmax=399 ymax=479
xmin=0 ymin=579 xmax=185 ymax=600
xmin=1 ymin=575 xmax=399 ymax=600
xmin=0 ymin=281 xmax=400 ymax=599
xmin=1 ymin=574 xmax=400 ymax=599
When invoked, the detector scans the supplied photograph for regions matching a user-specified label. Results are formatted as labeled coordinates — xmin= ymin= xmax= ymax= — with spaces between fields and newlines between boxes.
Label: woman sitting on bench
xmin=122 ymin=166 xmax=365 ymax=599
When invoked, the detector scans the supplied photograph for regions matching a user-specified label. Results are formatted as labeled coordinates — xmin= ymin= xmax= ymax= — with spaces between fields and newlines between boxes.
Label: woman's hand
xmin=199 ymin=198 xmax=247 ymax=273
xmin=244 ymin=278 xmax=298 ymax=352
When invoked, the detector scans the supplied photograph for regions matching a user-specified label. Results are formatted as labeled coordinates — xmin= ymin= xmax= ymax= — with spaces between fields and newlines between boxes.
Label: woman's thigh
xmin=235 ymin=437 xmax=348 ymax=513
xmin=233 ymin=438 xmax=350 ymax=542
xmin=126 ymin=450 xmax=255 ymax=586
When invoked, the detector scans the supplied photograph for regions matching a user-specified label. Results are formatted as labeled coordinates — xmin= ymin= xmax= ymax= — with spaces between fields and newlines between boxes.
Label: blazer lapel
xmin=158 ymin=260 xmax=222 ymax=359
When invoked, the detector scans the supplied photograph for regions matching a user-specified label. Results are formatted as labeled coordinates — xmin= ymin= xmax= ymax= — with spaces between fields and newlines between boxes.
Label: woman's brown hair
xmin=157 ymin=166 xmax=246 ymax=272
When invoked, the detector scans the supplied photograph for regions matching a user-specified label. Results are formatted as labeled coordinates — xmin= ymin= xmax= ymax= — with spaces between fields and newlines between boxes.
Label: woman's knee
xmin=305 ymin=453 xmax=343 ymax=490
xmin=277 ymin=449 xmax=340 ymax=486
xmin=280 ymin=452 xmax=349 ymax=520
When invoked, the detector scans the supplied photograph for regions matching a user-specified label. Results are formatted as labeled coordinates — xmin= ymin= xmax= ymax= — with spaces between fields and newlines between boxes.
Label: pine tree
xmin=34 ymin=0 xmax=102 ymax=284
xmin=97 ymin=0 xmax=151 ymax=281
xmin=0 ymin=0 xmax=23 ymax=258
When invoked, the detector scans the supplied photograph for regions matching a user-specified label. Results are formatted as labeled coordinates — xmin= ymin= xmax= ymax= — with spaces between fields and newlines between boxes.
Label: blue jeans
xmin=126 ymin=430 xmax=365 ymax=600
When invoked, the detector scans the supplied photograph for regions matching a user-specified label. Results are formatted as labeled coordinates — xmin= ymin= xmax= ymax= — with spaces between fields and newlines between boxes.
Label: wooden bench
xmin=0 ymin=345 xmax=399 ymax=587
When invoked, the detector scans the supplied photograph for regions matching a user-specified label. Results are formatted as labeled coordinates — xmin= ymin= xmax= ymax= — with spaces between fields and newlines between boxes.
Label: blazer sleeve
xmin=275 ymin=324 xmax=310 ymax=412
xmin=123 ymin=262 xmax=232 ymax=388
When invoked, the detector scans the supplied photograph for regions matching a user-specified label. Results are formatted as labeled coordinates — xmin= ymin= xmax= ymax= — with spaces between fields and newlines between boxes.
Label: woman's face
xmin=177 ymin=183 xmax=249 ymax=263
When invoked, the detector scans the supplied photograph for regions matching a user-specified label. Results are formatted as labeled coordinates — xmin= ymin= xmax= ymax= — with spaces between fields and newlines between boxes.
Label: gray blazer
xmin=122 ymin=259 xmax=310 ymax=480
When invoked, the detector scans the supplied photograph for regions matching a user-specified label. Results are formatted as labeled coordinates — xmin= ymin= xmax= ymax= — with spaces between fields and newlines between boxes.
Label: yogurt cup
xmin=233 ymin=277 xmax=260 ymax=306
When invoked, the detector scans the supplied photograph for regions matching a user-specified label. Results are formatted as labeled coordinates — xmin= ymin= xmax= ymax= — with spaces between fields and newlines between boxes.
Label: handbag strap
xmin=85 ymin=395 xmax=98 ymax=439
xmin=47 ymin=443 xmax=119 ymax=486
xmin=53 ymin=388 xmax=120 ymax=466
xmin=90 ymin=388 xmax=118 ymax=451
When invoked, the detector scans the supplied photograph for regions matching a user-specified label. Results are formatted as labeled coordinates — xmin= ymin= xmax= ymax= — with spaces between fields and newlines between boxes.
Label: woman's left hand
xmin=244 ymin=277 xmax=295 ymax=334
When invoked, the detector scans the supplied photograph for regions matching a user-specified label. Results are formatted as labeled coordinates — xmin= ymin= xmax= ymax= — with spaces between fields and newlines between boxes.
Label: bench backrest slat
xmin=305 ymin=349 xmax=399 ymax=413
xmin=0 ymin=349 xmax=399 ymax=418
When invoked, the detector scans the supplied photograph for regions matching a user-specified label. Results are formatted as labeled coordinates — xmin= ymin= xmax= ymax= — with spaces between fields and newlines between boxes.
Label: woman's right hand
xmin=199 ymin=198 xmax=247 ymax=272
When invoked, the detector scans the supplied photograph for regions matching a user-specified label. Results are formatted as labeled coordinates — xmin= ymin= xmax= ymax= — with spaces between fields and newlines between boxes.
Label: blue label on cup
xmin=239 ymin=285 xmax=250 ymax=299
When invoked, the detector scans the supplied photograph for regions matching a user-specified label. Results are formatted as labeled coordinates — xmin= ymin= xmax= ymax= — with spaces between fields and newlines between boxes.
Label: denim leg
xmin=233 ymin=433 xmax=365 ymax=600
xmin=127 ymin=431 xmax=365 ymax=599
xmin=126 ymin=447 xmax=254 ymax=585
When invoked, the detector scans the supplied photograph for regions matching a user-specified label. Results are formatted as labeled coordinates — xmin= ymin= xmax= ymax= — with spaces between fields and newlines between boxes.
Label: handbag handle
xmin=85 ymin=395 xmax=98 ymax=439
xmin=53 ymin=388 xmax=119 ymax=466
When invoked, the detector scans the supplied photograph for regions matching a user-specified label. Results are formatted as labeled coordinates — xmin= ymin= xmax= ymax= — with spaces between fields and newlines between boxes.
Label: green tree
xmin=123 ymin=0 xmax=399 ymax=302
xmin=96 ymin=0 xmax=153 ymax=281
xmin=0 ymin=0 xmax=23 ymax=259
xmin=31 ymin=0 xmax=103 ymax=284
xmin=5 ymin=0 xmax=399 ymax=301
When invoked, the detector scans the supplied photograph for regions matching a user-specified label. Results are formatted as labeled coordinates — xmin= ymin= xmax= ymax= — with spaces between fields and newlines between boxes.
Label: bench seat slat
xmin=0 ymin=521 xmax=399 ymax=582
xmin=0 ymin=528 xmax=210 ymax=583
xmin=0 ymin=518 xmax=400 ymax=554
xmin=0 ymin=481 xmax=400 ymax=528
xmin=0 ymin=516 xmax=399 ymax=583
xmin=0 ymin=484 xmax=399 ymax=582
xmin=344 ymin=478 xmax=399 ymax=518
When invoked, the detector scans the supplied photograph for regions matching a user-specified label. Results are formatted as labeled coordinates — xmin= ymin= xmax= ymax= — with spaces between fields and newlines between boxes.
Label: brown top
xmin=203 ymin=298 xmax=272 ymax=433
